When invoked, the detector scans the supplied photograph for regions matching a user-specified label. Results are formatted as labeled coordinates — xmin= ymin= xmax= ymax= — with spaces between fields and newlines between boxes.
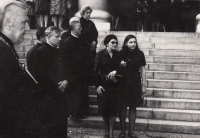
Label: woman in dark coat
xmin=119 ymin=35 xmax=146 ymax=138
xmin=94 ymin=34 xmax=121 ymax=138
xmin=79 ymin=5 xmax=98 ymax=85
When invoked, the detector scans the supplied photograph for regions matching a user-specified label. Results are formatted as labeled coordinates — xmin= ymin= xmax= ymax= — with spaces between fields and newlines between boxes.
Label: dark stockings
xmin=119 ymin=106 xmax=136 ymax=135
xmin=102 ymin=113 xmax=116 ymax=137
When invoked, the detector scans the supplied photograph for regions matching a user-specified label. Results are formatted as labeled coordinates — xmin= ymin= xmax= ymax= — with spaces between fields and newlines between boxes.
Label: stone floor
xmin=67 ymin=127 xmax=200 ymax=138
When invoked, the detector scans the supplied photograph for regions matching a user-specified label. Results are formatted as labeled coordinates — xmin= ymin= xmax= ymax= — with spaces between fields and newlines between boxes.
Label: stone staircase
xmin=17 ymin=30 xmax=200 ymax=136
xmin=69 ymin=31 xmax=200 ymax=136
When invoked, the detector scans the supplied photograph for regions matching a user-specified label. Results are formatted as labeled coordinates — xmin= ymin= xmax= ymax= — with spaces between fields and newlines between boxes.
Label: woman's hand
xmin=97 ymin=86 xmax=105 ymax=96
xmin=121 ymin=60 xmax=126 ymax=67
xmin=108 ymin=70 xmax=117 ymax=80
xmin=142 ymin=84 xmax=146 ymax=94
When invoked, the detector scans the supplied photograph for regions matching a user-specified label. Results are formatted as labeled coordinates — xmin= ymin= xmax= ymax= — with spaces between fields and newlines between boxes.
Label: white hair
xmin=0 ymin=0 xmax=26 ymax=30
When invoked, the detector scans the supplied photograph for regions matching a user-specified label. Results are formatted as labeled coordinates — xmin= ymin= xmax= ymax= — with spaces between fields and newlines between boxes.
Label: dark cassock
xmin=26 ymin=42 xmax=44 ymax=80
xmin=34 ymin=43 xmax=68 ymax=137
xmin=60 ymin=30 xmax=71 ymax=46
xmin=60 ymin=34 xmax=88 ymax=118
xmin=79 ymin=16 xmax=98 ymax=84
xmin=0 ymin=32 xmax=38 ymax=137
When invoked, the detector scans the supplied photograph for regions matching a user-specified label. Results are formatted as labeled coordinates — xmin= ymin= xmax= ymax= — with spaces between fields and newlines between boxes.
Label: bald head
xmin=0 ymin=0 xmax=28 ymax=44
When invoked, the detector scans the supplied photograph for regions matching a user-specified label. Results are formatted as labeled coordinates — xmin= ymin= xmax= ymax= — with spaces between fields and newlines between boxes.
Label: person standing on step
xmin=79 ymin=5 xmax=98 ymax=83
xmin=27 ymin=27 xmax=47 ymax=79
xmin=34 ymin=26 xmax=68 ymax=137
xmin=0 ymin=0 xmax=38 ymax=137
xmin=94 ymin=34 xmax=122 ymax=138
xmin=35 ymin=0 xmax=50 ymax=27
xmin=60 ymin=17 xmax=80 ymax=46
xmin=60 ymin=19 xmax=87 ymax=120
xmin=119 ymin=35 xmax=146 ymax=138
xmin=50 ymin=0 xmax=67 ymax=29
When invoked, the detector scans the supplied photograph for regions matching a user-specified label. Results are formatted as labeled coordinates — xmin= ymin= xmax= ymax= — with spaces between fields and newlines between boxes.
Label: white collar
xmin=71 ymin=32 xmax=78 ymax=38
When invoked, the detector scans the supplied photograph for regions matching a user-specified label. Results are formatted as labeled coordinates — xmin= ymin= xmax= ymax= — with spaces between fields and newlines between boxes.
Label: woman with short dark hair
xmin=94 ymin=34 xmax=121 ymax=138
xmin=119 ymin=35 xmax=146 ymax=138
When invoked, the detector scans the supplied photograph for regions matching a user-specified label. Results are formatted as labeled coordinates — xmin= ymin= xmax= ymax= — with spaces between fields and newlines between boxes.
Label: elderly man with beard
xmin=0 ymin=0 xmax=38 ymax=137
xmin=34 ymin=26 xmax=68 ymax=137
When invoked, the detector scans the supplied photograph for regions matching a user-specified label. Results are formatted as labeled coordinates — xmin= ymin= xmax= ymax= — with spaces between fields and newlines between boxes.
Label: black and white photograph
xmin=0 ymin=0 xmax=200 ymax=138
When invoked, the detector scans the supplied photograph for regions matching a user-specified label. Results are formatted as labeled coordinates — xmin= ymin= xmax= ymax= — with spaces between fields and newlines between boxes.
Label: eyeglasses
xmin=110 ymin=41 xmax=118 ymax=45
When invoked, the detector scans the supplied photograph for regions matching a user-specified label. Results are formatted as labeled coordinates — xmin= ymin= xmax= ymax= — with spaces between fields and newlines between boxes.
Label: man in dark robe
xmin=60 ymin=17 xmax=80 ymax=46
xmin=34 ymin=26 xmax=68 ymax=137
xmin=60 ymin=19 xmax=88 ymax=119
xmin=26 ymin=27 xmax=46 ymax=79
xmin=0 ymin=0 xmax=38 ymax=137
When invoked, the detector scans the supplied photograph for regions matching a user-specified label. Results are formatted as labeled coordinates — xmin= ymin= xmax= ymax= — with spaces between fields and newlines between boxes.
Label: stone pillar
xmin=76 ymin=0 xmax=110 ymax=31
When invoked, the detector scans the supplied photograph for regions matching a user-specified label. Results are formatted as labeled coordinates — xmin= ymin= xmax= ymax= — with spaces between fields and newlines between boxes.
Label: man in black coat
xmin=60 ymin=19 xmax=89 ymax=119
xmin=34 ymin=26 xmax=68 ymax=137
xmin=0 ymin=0 xmax=38 ymax=137
xmin=27 ymin=27 xmax=46 ymax=80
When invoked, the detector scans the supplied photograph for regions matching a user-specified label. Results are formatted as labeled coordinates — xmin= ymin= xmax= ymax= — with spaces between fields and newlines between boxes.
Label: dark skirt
xmin=97 ymin=87 xmax=120 ymax=116
xmin=35 ymin=0 xmax=50 ymax=15
xmin=120 ymin=72 xmax=142 ymax=108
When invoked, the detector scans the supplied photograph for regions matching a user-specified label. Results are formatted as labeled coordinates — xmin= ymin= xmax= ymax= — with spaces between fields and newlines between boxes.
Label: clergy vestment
xmin=34 ymin=43 xmax=68 ymax=137
xmin=0 ymin=32 xmax=37 ymax=137
xmin=60 ymin=34 xmax=89 ymax=118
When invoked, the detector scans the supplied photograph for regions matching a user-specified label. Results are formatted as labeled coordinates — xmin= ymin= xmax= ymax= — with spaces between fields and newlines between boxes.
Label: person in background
xmin=60 ymin=19 xmax=87 ymax=119
xmin=60 ymin=17 xmax=80 ymax=45
xmin=50 ymin=0 xmax=67 ymax=29
xmin=27 ymin=27 xmax=46 ymax=79
xmin=34 ymin=26 xmax=68 ymax=137
xmin=94 ymin=34 xmax=121 ymax=138
xmin=119 ymin=35 xmax=146 ymax=138
xmin=35 ymin=0 xmax=50 ymax=27
xmin=0 ymin=0 xmax=38 ymax=137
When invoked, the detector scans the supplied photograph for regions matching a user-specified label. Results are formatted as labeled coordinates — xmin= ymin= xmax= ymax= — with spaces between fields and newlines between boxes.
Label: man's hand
xmin=97 ymin=86 xmax=105 ymax=96
xmin=57 ymin=80 xmax=68 ymax=93
xmin=121 ymin=60 xmax=126 ymax=67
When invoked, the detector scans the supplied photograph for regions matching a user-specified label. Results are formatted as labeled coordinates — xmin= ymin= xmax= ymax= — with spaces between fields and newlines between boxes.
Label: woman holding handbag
xmin=119 ymin=34 xmax=146 ymax=138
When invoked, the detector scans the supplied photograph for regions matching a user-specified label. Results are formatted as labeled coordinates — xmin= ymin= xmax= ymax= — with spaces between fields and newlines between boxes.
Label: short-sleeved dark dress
xmin=120 ymin=50 xmax=146 ymax=108
xmin=94 ymin=48 xmax=121 ymax=115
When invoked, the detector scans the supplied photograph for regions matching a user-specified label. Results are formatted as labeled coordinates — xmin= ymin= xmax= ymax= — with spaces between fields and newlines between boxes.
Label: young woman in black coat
xmin=94 ymin=34 xmax=121 ymax=138
xmin=119 ymin=35 xmax=146 ymax=138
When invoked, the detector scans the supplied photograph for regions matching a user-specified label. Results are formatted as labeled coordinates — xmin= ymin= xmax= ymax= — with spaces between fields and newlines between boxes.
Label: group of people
xmin=109 ymin=0 xmax=187 ymax=32
xmin=94 ymin=34 xmax=146 ymax=138
xmin=20 ymin=0 xmax=72 ymax=29
xmin=0 ymin=0 xmax=147 ymax=138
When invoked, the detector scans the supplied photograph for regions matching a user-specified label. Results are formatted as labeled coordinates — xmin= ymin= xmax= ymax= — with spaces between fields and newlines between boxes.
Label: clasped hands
xmin=57 ymin=80 xmax=68 ymax=93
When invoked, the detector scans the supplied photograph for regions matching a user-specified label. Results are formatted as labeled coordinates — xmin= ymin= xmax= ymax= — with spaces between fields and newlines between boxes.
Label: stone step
xmin=154 ymin=43 xmax=200 ymax=50
xmin=148 ymin=79 xmax=200 ymax=90
xmin=17 ymin=52 xmax=26 ymax=59
xmin=17 ymin=39 xmax=33 ymax=46
xmin=146 ymin=56 xmax=200 ymax=64
xmin=151 ymin=37 xmax=200 ymax=45
xmin=148 ymin=63 xmax=200 ymax=73
xmin=15 ymin=45 xmax=33 ymax=52
xmin=147 ymin=71 xmax=200 ymax=81
xmin=149 ymin=49 xmax=200 ymax=57
xmin=68 ymin=116 xmax=200 ymax=135
xmin=88 ymin=86 xmax=200 ymax=100
xmin=108 ymin=31 xmax=195 ymax=38
xmin=89 ymin=96 xmax=200 ymax=110
xmin=19 ymin=59 xmax=26 ymax=66
xmin=89 ymin=105 xmax=200 ymax=122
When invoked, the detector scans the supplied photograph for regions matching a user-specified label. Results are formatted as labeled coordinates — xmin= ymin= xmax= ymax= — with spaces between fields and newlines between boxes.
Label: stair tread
xmin=89 ymin=105 xmax=200 ymax=114
xmin=79 ymin=116 xmax=200 ymax=126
